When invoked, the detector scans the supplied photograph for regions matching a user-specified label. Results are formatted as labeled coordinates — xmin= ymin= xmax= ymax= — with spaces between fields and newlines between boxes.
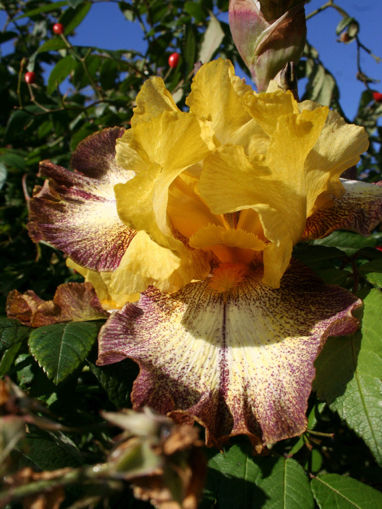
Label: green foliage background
xmin=1 ymin=0 xmax=382 ymax=507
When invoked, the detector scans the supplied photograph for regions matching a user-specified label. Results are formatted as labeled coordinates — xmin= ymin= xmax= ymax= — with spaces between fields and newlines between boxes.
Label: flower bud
xmin=229 ymin=0 xmax=306 ymax=91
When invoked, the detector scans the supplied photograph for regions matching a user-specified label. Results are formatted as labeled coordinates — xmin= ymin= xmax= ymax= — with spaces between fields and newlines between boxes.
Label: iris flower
xmin=29 ymin=59 xmax=382 ymax=449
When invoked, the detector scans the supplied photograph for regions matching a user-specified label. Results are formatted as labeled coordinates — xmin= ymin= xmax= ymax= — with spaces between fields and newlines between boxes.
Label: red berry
xmin=24 ymin=71 xmax=36 ymax=84
xmin=372 ymin=91 xmax=382 ymax=103
xmin=168 ymin=52 xmax=180 ymax=68
xmin=53 ymin=23 xmax=64 ymax=35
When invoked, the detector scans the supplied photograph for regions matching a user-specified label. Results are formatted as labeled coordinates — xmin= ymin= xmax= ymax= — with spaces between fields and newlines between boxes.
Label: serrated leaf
xmin=311 ymin=473 xmax=382 ymax=509
xmin=28 ymin=321 xmax=99 ymax=384
xmin=0 ymin=317 xmax=30 ymax=353
xmin=199 ymin=13 xmax=224 ymax=64
xmin=205 ymin=444 xmax=314 ymax=509
xmin=315 ymin=289 xmax=382 ymax=465
xmin=47 ymin=55 xmax=77 ymax=95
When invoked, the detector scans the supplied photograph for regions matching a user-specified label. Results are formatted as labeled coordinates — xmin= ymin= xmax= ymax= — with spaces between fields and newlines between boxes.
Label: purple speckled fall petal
xmin=7 ymin=282 xmax=108 ymax=327
xmin=97 ymin=261 xmax=360 ymax=447
xmin=28 ymin=128 xmax=135 ymax=271
xmin=303 ymin=179 xmax=382 ymax=240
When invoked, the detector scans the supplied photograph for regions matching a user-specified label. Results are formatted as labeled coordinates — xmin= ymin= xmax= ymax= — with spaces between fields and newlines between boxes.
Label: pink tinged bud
xmin=229 ymin=0 xmax=306 ymax=91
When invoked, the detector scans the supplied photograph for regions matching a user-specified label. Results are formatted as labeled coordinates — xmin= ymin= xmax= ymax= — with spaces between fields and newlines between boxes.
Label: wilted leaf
xmin=29 ymin=321 xmax=100 ymax=384
xmin=311 ymin=473 xmax=382 ymax=508
xmin=7 ymin=282 xmax=108 ymax=327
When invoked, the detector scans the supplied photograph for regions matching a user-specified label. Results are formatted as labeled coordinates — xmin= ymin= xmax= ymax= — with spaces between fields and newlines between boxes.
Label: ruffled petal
xmin=199 ymin=145 xmax=303 ymax=286
xmin=97 ymin=262 xmax=360 ymax=447
xmin=6 ymin=282 xmax=108 ymax=327
xmin=243 ymin=89 xmax=299 ymax=136
xmin=186 ymin=59 xmax=266 ymax=150
xmin=301 ymin=103 xmax=369 ymax=207
xmin=303 ymin=179 xmax=382 ymax=240
xmin=115 ymin=111 xmax=209 ymax=246
xmin=131 ymin=76 xmax=179 ymax=127
xmin=28 ymin=128 xmax=135 ymax=271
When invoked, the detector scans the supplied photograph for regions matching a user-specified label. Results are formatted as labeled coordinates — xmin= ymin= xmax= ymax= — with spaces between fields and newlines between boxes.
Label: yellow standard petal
xmin=131 ymin=76 xmax=179 ymax=127
xmin=186 ymin=58 xmax=266 ymax=151
xmin=115 ymin=111 xmax=209 ymax=246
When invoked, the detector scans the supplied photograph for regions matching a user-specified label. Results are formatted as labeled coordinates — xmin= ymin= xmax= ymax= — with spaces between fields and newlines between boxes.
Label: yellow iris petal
xmin=67 ymin=258 xmax=139 ymax=309
xmin=115 ymin=111 xmax=209 ymax=247
xmin=186 ymin=59 xmax=266 ymax=151
xmin=131 ymin=76 xmax=179 ymax=127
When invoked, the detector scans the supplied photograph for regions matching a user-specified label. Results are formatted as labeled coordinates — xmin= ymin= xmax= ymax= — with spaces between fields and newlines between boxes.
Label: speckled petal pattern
xmin=97 ymin=262 xmax=360 ymax=447
xmin=303 ymin=179 xmax=382 ymax=240
xmin=28 ymin=128 xmax=135 ymax=271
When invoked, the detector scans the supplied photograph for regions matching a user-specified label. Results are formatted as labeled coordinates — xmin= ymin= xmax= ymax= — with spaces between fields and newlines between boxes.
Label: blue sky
xmin=1 ymin=1 xmax=381 ymax=118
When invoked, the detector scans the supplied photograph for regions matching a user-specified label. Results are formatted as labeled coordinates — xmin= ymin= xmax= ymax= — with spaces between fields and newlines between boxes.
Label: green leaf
xmin=19 ymin=430 xmax=82 ymax=470
xmin=88 ymin=358 xmax=138 ymax=408
xmin=311 ymin=473 xmax=382 ymax=509
xmin=37 ymin=38 xmax=67 ymax=54
xmin=314 ymin=231 xmax=379 ymax=255
xmin=0 ymin=317 xmax=30 ymax=353
xmin=205 ymin=443 xmax=314 ymax=509
xmin=315 ymin=289 xmax=382 ymax=465
xmin=15 ymin=1 xmax=68 ymax=19
xmin=199 ymin=13 xmax=224 ymax=64
xmin=359 ymin=259 xmax=382 ymax=288
xmin=29 ymin=321 xmax=99 ymax=384
xmin=184 ymin=1 xmax=205 ymax=22
xmin=61 ymin=1 xmax=91 ymax=35
xmin=47 ymin=55 xmax=77 ymax=94
xmin=0 ymin=341 xmax=23 ymax=377
xmin=67 ymin=0 xmax=84 ymax=7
